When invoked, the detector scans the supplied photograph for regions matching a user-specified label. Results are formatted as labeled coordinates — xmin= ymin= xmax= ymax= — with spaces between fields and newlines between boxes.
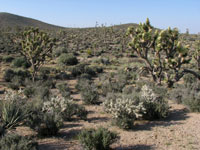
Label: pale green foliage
xmin=127 ymin=18 xmax=191 ymax=87
xmin=141 ymin=85 xmax=157 ymax=102
xmin=141 ymin=85 xmax=169 ymax=119
xmin=19 ymin=28 xmax=55 ymax=81
xmin=42 ymin=96 xmax=87 ymax=120
xmin=42 ymin=96 xmax=71 ymax=113
xmin=103 ymin=95 xmax=145 ymax=120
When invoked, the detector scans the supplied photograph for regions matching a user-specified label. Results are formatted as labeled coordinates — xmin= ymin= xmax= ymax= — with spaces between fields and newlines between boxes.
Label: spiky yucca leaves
xmin=0 ymin=90 xmax=29 ymax=130
xmin=127 ymin=18 xmax=196 ymax=87
xmin=19 ymin=28 xmax=56 ymax=82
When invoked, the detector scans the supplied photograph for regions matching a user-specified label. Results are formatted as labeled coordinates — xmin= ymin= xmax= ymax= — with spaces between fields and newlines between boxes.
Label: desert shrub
xmin=78 ymin=127 xmax=118 ymax=150
xmin=169 ymin=84 xmax=184 ymax=104
xmin=56 ymin=83 xmax=71 ymax=98
xmin=0 ymin=133 xmax=38 ymax=150
xmin=79 ymin=73 xmax=92 ymax=80
xmin=103 ymin=93 xmax=145 ymax=129
xmin=101 ymin=58 xmax=110 ymax=65
xmin=80 ymin=83 xmax=99 ymax=105
xmin=70 ymin=63 xmax=87 ymax=77
xmin=55 ymin=72 xmax=70 ymax=80
xmin=26 ymin=110 xmax=63 ymax=137
xmin=3 ymin=69 xmax=30 ymax=83
xmin=84 ymin=66 xmax=96 ymax=77
xmin=3 ymin=69 xmax=15 ymax=82
xmin=122 ymin=85 xmax=136 ymax=95
xmin=23 ymin=87 xmax=36 ymax=98
xmin=91 ymin=65 xmax=103 ymax=73
xmin=170 ymin=80 xmax=200 ymax=112
xmin=58 ymin=53 xmax=78 ymax=66
xmin=70 ymin=63 xmax=97 ymax=77
xmin=53 ymin=46 xmax=68 ymax=57
xmin=0 ymin=90 xmax=29 ymax=130
xmin=24 ymin=80 xmax=53 ymax=100
xmin=38 ymin=67 xmax=51 ymax=80
xmin=140 ymin=85 xmax=169 ymax=120
xmin=11 ymin=57 xmax=30 ymax=68
xmin=2 ymin=55 xmax=14 ymax=63
xmin=183 ymin=73 xmax=198 ymax=87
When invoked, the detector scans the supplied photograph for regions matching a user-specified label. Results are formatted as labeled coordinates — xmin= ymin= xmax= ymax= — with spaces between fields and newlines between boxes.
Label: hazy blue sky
xmin=0 ymin=0 xmax=199 ymax=33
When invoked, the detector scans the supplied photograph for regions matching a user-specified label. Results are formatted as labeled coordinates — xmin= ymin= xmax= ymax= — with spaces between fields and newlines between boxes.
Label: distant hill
xmin=0 ymin=12 xmax=65 ymax=31
xmin=0 ymin=12 xmax=142 ymax=33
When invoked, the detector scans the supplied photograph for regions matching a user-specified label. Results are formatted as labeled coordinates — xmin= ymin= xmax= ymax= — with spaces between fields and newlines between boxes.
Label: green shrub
xmin=2 ymin=55 xmax=14 ymax=63
xmin=76 ymin=78 xmax=91 ymax=91
xmin=70 ymin=63 xmax=97 ymax=77
xmin=0 ymin=133 xmax=38 ymax=150
xmin=3 ymin=69 xmax=15 ymax=82
xmin=79 ymin=73 xmax=92 ymax=80
xmin=24 ymin=87 xmax=36 ymax=98
xmin=56 ymin=83 xmax=71 ymax=98
xmin=78 ymin=127 xmax=118 ymax=150
xmin=81 ymin=84 xmax=99 ymax=105
xmin=11 ymin=57 xmax=30 ymax=68
xmin=55 ymin=72 xmax=70 ymax=80
xmin=170 ymin=81 xmax=200 ymax=112
xmin=58 ymin=53 xmax=78 ymax=66
xmin=26 ymin=111 xmax=63 ymax=137
xmin=140 ymin=85 xmax=169 ymax=120
xmin=53 ymin=46 xmax=68 ymax=57
xmin=3 ymin=69 xmax=30 ymax=83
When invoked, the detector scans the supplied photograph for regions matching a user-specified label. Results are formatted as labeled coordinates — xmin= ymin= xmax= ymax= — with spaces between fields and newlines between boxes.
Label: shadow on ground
xmin=115 ymin=144 xmax=154 ymax=150
xmin=133 ymin=108 xmax=189 ymax=131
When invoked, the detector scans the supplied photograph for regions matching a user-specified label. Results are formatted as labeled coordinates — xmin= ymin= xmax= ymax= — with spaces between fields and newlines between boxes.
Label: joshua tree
xmin=127 ymin=18 xmax=199 ymax=87
xmin=19 ymin=28 xmax=56 ymax=82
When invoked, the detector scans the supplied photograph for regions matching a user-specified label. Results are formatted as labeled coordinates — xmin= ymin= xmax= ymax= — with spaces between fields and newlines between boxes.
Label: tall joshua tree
xmin=127 ymin=18 xmax=199 ymax=87
xmin=19 ymin=28 xmax=56 ymax=82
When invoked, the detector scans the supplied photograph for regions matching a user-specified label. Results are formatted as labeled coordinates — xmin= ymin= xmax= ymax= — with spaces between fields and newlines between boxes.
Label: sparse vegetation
xmin=0 ymin=12 xmax=200 ymax=150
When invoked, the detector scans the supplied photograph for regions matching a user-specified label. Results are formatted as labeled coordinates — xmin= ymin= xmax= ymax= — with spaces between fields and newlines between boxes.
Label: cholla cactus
xmin=42 ymin=96 xmax=72 ymax=114
xmin=141 ymin=85 xmax=157 ymax=102
xmin=103 ymin=96 xmax=145 ymax=120
xmin=141 ymin=85 xmax=169 ymax=119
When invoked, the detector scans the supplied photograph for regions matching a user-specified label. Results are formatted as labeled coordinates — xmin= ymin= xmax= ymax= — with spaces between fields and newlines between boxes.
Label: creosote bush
xmin=11 ymin=57 xmax=30 ymax=68
xmin=26 ymin=110 xmax=63 ymax=137
xmin=171 ymin=81 xmax=200 ymax=112
xmin=56 ymin=83 xmax=71 ymax=98
xmin=80 ymin=82 xmax=99 ymax=105
xmin=78 ymin=127 xmax=118 ymax=150
xmin=58 ymin=53 xmax=78 ymax=66
xmin=0 ymin=133 xmax=38 ymax=150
